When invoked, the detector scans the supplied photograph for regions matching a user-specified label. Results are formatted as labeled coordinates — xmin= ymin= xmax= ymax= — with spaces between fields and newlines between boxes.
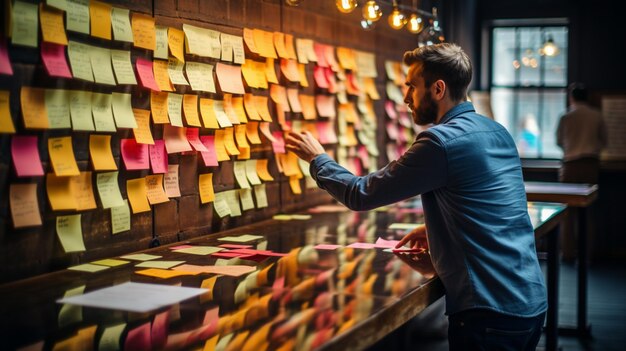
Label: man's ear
xmin=432 ymin=80 xmax=446 ymax=100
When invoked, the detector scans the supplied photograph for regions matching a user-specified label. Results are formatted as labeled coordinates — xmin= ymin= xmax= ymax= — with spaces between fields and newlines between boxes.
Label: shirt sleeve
xmin=309 ymin=136 xmax=447 ymax=211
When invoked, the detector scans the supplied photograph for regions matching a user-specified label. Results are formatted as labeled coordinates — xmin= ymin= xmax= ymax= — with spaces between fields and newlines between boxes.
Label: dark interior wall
xmin=0 ymin=0 xmax=422 ymax=283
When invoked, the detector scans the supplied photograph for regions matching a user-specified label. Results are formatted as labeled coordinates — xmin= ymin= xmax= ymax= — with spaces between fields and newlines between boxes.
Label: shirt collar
xmin=437 ymin=101 xmax=475 ymax=125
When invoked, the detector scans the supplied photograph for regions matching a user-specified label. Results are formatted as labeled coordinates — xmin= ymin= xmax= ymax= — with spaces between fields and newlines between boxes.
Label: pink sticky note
xmin=313 ymin=43 xmax=328 ymax=67
xmin=136 ymin=58 xmax=160 ymax=91
xmin=151 ymin=310 xmax=170 ymax=349
xmin=347 ymin=242 xmax=377 ymax=249
xmin=121 ymin=138 xmax=150 ymax=170
xmin=196 ymin=307 xmax=219 ymax=340
xmin=271 ymin=131 xmax=285 ymax=154
xmin=272 ymin=276 xmax=285 ymax=300
xmin=313 ymin=65 xmax=329 ymax=89
xmin=314 ymin=244 xmax=342 ymax=250
xmin=211 ymin=251 xmax=250 ymax=259
xmin=149 ymin=140 xmax=168 ymax=174
xmin=385 ymin=101 xmax=398 ymax=119
xmin=163 ymin=125 xmax=192 ymax=154
xmin=0 ymin=39 xmax=13 ymax=75
xmin=40 ymin=42 xmax=72 ymax=78
xmin=324 ymin=67 xmax=337 ymax=93
xmin=199 ymin=136 xmax=218 ymax=167
xmin=216 ymin=63 xmax=245 ymax=94
xmin=186 ymin=128 xmax=208 ymax=152
xmin=11 ymin=136 xmax=44 ymax=177
xmin=125 ymin=322 xmax=152 ymax=351
xmin=316 ymin=122 xmax=337 ymax=144
xmin=375 ymin=237 xmax=401 ymax=249
xmin=358 ymin=146 xmax=370 ymax=169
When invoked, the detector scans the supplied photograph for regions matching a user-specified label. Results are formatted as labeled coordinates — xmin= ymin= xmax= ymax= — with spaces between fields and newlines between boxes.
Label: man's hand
xmin=285 ymin=131 xmax=326 ymax=163
xmin=395 ymin=224 xmax=428 ymax=250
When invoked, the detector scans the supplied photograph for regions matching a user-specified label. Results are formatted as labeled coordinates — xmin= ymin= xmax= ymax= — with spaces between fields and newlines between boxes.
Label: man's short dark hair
xmin=403 ymin=43 xmax=472 ymax=102
xmin=569 ymin=82 xmax=588 ymax=102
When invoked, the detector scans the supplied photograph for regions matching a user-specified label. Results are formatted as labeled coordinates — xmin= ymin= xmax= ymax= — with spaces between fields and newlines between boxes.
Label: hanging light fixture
xmin=407 ymin=0 xmax=423 ymax=34
xmin=285 ymin=0 xmax=304 ymax=6
xmin=360 ymin=19 xmax=377 ymax=30
xmin=388 ymin=0 xmax=407 ymax=30
xmin=426 ymin=7 xmax=445 ymax=43
xmin=336 ymin=0 xmax=358 ymax=13
xmin=362 ymin=1 xmax=382 ymax=22
xmin=539 ymin=34 xmax=559 ymax=57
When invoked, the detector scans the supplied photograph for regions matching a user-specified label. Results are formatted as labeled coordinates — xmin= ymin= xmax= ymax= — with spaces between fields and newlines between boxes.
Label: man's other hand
xmin=395 ymin=224 xmax=428 ymax=250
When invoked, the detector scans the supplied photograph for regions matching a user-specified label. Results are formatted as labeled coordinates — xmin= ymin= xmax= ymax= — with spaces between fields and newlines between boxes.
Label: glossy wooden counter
xmin=0 ymin=201 xmax=565 ymax=351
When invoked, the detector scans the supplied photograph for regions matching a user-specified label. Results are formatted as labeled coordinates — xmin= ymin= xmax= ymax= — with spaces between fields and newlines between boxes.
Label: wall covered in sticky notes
xmin=0 ymin=0 xmax=419 ymax=282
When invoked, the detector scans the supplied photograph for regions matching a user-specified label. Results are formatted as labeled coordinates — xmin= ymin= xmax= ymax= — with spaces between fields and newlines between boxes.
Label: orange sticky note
xmin=39 ymin=4 xmax=68 ymax=45
xmin=46 ymin=173 xmax=78 ymax=211
xmin=223 ymin=127 xmax=240 ymax=156
xmin=199 ymin=98 xmax=219 ymax=129
xmin=284 ymin=34 xmax=297 ymax=60
xmin=242 ymin=28 xmax=258 ymax=53
xmin=243 ymin=94 xmax=261 ymax=121
xmin=259 ymin=122 xmax=276 ymax=142
xmin=89 ymin=1 xmax=112 ymax=40
xmin=232 ymin=97 xmax=247 ymax=123
xmin=182 ymin=94 xmax=201 ymax=127
xmin=273 ymin=32 xmax=288 ymax=59
xmin=298 ymin=63 xmax=309 ymax=88
xmin=48 ymin=136 xmax=80 ymax=176
xmin=150 ymin=91 xmax=170 ymax=124
xmin=222 ymin=95 xmax=240 ymax=125
xmin=10 ymin=183 xmax=42 ymax=228
xmin=153 ymin=59 xmax=174 ymax=91
xmin=0 ymin=91 xmax=15 ymax=133
xmin=213 ymin=129 xmax=230 ymax=162
xmin=168 ymin=27 xmax=185 ymax=62
xmin=89 ymin=134 xmax=117 ymax=170
xmin=131 ymin=13 xmax=156 ymax=50
xmin=280 ymin=59 xmax=300 ymax=82
xmin=252 ymin=29 xmax=277 ymax=58
xmin=132 ymin=108 xmax=154 ymax=145
xmin=241 ymin=60 xmax=258 ymax=88
xmin=270 ymin=84 xmax=288 ymax=107
xmin=72 ymin=171 xmax=97 ymax=211
xmin=300 ymin=94 xmax=316 ymax=120
xmin=21 ymin=87 xmax=49 ymax=129
xmin=265 ymin=58 xmax=278 ymax=84
xmin=289 ymin=175 xmax=302 ymax=194
xmin=127 ymin=178 xmax=151 ymax=213
xmin=256 ymin=159 xmax=274 ymax=181
xmin=246 ymin=121 xmax=262 ymax=145
xmin=234 ymin=124 xmax=249 ymax=150
xmin=198 ymin=173 xmax=215 ymax=204
xmin=145 ymin=174 xmax=169 ymax=204
xmin=200 ymin=276 xmax=218 ymax=302
xmin=216 ymin=63 xmax=245 ymax=94
xmin=254 ymin=96 xmax=272 ymax=122
xmin=135 ymin=268 xmax=198 ymax=279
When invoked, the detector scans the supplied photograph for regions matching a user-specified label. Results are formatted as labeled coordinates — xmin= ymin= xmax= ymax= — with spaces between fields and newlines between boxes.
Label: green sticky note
xmin=120 ymin=253 xmax=162 ymax=261
xmin=217 ymin=234 xmax=264 ymax=243
xmin=110 ymin=50 xmax=137 ymax=85
xmin=154 ymin=25 xmax=169 ymax=59
xmin=89 ymin=46 xmax=116 ymax=86
xmin=239 ymin=188 xmax=255 ymax=211
xmin=68 ymin=41 xmax=94 ymax=82
xmin=173 ymin=246 xmax=223 ymax=256
xmin=212 ymin=196 xmax=231 ymax=218
xmin=111 ymin=93 xmax=137 ymax=128
xmin=96 ymin=171 xmax=125 ymax=209
xmin=135 ymin=260 xmax=185 ymax=269
xmin=167 ymin=93 xmax=184 ymax=127
xmin=91 ymin=258 xmax=129 ymax=267
xmin=66 ymin=0 xmax=90 ymax=34
xmin=99 ymin=323 xmax=126 ymax=351
xmin=92 ymin=93 xmax=116 ymax=132
xmin=223 ymin=190 xmax=241 ymax=217
xmin=45 ymin=89 xmax=71 ymax=129
xmin=11 ymin=1 xmax=38 ymax=48
xmin=111 ymin=199 xmax=131 ymax=234
xmin=56 ymin=214 xmax=86 ymax=253
xmin=58 ymin=285 xmax=85 ymax=328
xmin=254 ymin=184 xmax=268 ymax=208
xmin=388 ymin=223 xmax=421 ymax=230
xmin=111 ymin=7 xmax=133 ymax=42
xmin=48 ymin=0 xmax=67 ymax=11
xmin=69 ymin=90 xmax=95 ymax=131
xmin=68 ymin=263 xmax=110 ymax=272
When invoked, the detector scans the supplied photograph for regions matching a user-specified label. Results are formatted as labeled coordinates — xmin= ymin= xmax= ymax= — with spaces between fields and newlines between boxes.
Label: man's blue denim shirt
xmin=310 ymin=102 xmax=547 ymax=317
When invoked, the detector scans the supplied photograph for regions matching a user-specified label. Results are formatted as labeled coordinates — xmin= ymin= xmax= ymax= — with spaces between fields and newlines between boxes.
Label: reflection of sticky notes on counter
xmin=96 ymin=171 xmax=124 ymax=209
xmin=216 ymin=63 xmax=245 ymax=94
xmin=131 ymin=13 xmax=156 ymax=50
xmin=11 ymin=136 xmax=44 ymax=177
xmin=149 ymin=140 xmax=168 ymax=174
xmin=111 ymin=92 xmax=137 ymax=128
xmin=127 ymin=178 xmax=151 ymax=213
xmin=68 ymin=41 xmax=95 ymax=82
xmin=92 ymin=93 xmax=116 ymax=132
xmin=121 ymin=139 xmax=150 ymax=170
xmin=163 ymin=125 xmax=192 ymax=154
xmin=49 ymin=136 xmax=80 ymax=176
xmin=145 ymin=174 xmax=169 ymax=205
xmin=10 ymin=183 xmax=42 ymax=228
xmin=21 ymin=87 xmax=49 ymax=129
xmin=111 ymin=199 xmax=131 ymax=234
xmin=198 ymin=173 xmax=215 ymax=204
xmin=40 ymin=3 xmax=68 ymax=45
xmin=99 ymin=323 xmax=126 ymax=351
xmin=132 ymin=109 xmax=155 ymax=145
xmin=56 ymin=214 xmax=86 ymax=252
xmin=164 ymin=165 xmax=181 ymax=198
xmin=110 ymin=49 xmax=137 ymax=85
xmin=11 ymin=1 xmax=39 ymax=48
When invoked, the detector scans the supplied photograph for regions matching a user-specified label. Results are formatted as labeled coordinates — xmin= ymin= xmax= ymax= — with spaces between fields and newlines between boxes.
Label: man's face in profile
xmin=404 ymin=63 xmax=438 ymax=126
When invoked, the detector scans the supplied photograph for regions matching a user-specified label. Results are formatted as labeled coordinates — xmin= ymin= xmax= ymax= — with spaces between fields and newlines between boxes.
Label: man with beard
xmin=286 ymin=43 xmax=547 ymax=351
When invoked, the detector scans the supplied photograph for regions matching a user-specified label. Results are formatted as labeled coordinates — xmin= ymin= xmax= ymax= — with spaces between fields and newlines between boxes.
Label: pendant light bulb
xmin=407 ymin=13 xmax=423 ymax=33
xmin=388 ymin=6 xmax=407 ymax=30
xmin=362 ymin=1 xmax=382 ymax=22
xmin=540 ymin=36 xmax=559 ymax=57
xmin=336 ymin=0 xmax=358 ymax=13
xmin=285 ymin=0 xmax=303 ymax=6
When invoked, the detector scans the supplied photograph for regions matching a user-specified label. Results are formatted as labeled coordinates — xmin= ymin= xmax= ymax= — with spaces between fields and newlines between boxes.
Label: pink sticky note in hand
xmin=12 ymin=136 xmax=44 ymax=177
xmin=0 ymin=39 xmax=13 ymax=75
xmin=314 ymin=244 xmax=342 ymax=250
xmin=121 ymin=138 xmax=150 ymax=170
xmin=347 ymin=242 xmax=377 ymax=249
xmin=199 ymin=136 xmax=218 ymax=167
xmin=136 ymin=58 xmax=160 ymax=91
xmin=41 ymin=42 xmax=72 ymax=78
xmin=375 ymin=237 xmax=401 ymax=249
xmin=149 ymin=140 xmax=168 ymax=174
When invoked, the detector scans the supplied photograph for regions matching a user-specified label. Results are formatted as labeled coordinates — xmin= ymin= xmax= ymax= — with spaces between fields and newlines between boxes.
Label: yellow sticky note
xmin=111 ymin=7 xmax=133 ymax=42
xmin=45 ymin=89 xmax=71 ymax=129
xmin=198 ymin=173 xmax=215 ymax=204
xmin=111 ymin=199 xmax=131 ymax=234
xmin=89 ymin=46 xmax=116 ymax=86
xmin=167 ymin=93 xmax=184 ymax=127
xmin=89 ymin=135 xmax=117 ymax=171
xmin=11 ymin=1 xmax=38 ymax=48
xmin=252 ymin=29 xmax=277 ymax=58
xmin=68 ymin=263 xmax=109 ymax=273
xmin=243 ymin=94 xmax=261 ymax=121
xmin=47 ymin=173 xmax=78 ymax=211
xmin=200 ymin=276 xmax=218 ymax=302
xmin=89 ymin=1 xmax=111 ymax=40
xmin=199 ymin=98 xmax=219 ymax=129
xmin=145 ymin=174 xmax=169 ymax=204
xmin=289 ymin=175 xmax=302 ymax=195
xmin=223 ymin=127 xmax=240 ymax=156
xmin=120 ymin=253 xmax=161 ymax=261
xmin=56 ymin=214 xmax=86 ymax=252
xmin=49 ymin=136 xmax=80 ymax=176
xmin=214 ymin=129 xmax=230 ymax=162
xmin=150 ymin=91 xmax=170 ymax=124
xmin=91 ymin=258 xmax=129 ymax=267
xmin=21 ymin=87 xmax=49 ymax=129
xmin=245 ymin=159 xmax=262 ymax=185
xmin=127 ymin=178 xmax=151 ymax=213
xmin=96 ymin=171 xmax=124 ymax=209
xmin=10 ymin=183 xmax=42 ymax=228
xmin=234 ymin=124 xmax=250 ymax=152
xmin=72 ymin=171 xmax=97 ymax=211
xmin=111 ymin=92 xmax=137 ymax=128
xmin=68 ymin=41 xmax=95 ymax=82
xmin=0 ymin=91 xmax=15 ymax=134
xmin=256 ymin=159 xmax=274 ymax=181
xmin=154 ymin=25 xmax=169 ymax=59
xmin=168 ymin=27 xmax=185 ymax=62
xmin=110 ymin=49 xmax=137 ymax=85
xmin=153 ymin=59 xmax=174 ymax=91
xmin=132 ymin=108 xmax=154 ymax=145
xmin=66 ymin=0 xmax=90 ymax=34
xmin=265 ymin=58 xmax=278 ymax=84
xmin=39 ymin=3 xmax=68 ymax=45
xmin=167 ymin=57 xmax=188 ymax=85
xmin=232 ymin=97 xmax=247 ymax=123
xmin=182 ymin=94 xmax=201 ymax=127
xmin=131 ymin=13 xmax=156 ymax=50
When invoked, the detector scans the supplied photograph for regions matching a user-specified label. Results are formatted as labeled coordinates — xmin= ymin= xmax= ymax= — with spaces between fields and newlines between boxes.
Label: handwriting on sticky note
xmin=10 ymin=183 xmax=42 ymax=228
xmin=49 ymin=136 xmax=80 ymax=176
xmin=56 ymin=214 xmax=86 ymax=252
xmin=96 ymin=171 xmax=124 ymax=209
